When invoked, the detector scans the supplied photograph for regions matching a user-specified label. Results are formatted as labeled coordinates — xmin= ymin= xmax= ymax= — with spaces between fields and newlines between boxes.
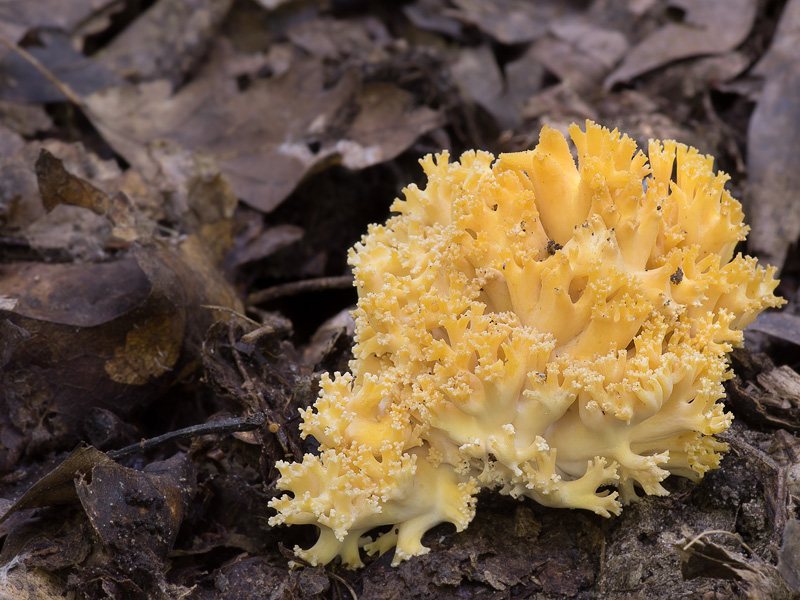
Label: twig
xmin=327 ymin=570 xmax=359 ymax=600
xmin=108 ymin=413 xmax=266 ymax=460
xmin=277 ymin=546 xmax=359 ymax=600
xmin=682 ymin=529 xmax=756 ymax=557
xmin=0 ymin=35 xmax=86 ymax=108
xmin=201 ymin=304 xmax=261 ymax=328
xmin=247 ymin=275 xmax=353 ymax=305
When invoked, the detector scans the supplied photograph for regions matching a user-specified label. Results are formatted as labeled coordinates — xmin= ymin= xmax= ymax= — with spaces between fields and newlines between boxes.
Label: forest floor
xmin=0 ymin=0 xmax=799 ymax=598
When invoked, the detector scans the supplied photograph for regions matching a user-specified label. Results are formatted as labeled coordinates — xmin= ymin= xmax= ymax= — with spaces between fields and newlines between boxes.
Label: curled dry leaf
xmin=35 ymin=149 xmax=109 ymax=215
xmin=0 ymin=139 xmax=123 ymax=260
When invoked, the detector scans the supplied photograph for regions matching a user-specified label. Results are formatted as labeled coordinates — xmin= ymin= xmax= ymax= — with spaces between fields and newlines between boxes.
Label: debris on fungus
xmin=269 ymin=121 xmax=784 ymax=567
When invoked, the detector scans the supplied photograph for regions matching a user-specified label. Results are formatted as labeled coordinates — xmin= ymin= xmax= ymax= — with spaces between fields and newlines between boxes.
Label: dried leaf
xmin=0 ymin=101 xmax=52 ymax=137
xmin=35 ymin=149 xmax=110 ymax=215
xmin=778 ymin=519 xmax=800 ymax=592
xmin=94 ymin=0 xmax=234 ymax=85
xmin=728 ymin=350 xmax=800 ymax=433
xmin=403 ymin=0 xmax=464 ymax=39
xmin=0 ymin=445 xmax=114 ymax=527
xmin=452 ymin=45 xmax=517 ymax=130
xmin=450 ymin=0 xmax=567 ymax=45
xmin=0 ymin=239 xmax=242 ymax=471
xmin=227 ymin=223 xmax=304 ymax=269
xmin=0 ymin=32 xmax=120 ymax=103
xmin=0 ymin=0 xmax=121 ymax=42
xmin=286 ymin=15 xmax=390 ymax=61
xmin=749 ymin=312 xmax=800 ymax=346
xmin=677 ymin=533 xmax=795 ymax=599
xmin=85 ymin=59 xmax=442 ymax=212
xmin=0 ymin=140 xmax=142 ymax=261
xmin=76 ymin=453 xmax=195 ymax=564
xmin=744 ymin=0 xmax=800 ymax=269
xmin=605 ymin=0 xmax=758 ymax=87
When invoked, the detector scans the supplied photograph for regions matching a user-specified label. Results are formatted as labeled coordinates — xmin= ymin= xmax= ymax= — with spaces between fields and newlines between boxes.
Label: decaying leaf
xmin=0 ymin=446 xmax=196 ymax=600
xmin=85 ymin=54 xmax=443 ymax=213
xmin=452 ymin=45 xmax=517 ymax=130
xmin=0 ymin=139 xmax=124 ymax=260
xmin=0 ymin=32 xmax=121 ymax=104
xmin=744 ymin=0 xmax=800 ymax=270
xmin=93 ymin=0 xmax=234 ymax=86
xmin=0 ymin=143 xmax=242 ymax=472
xmin=35 ymin=149 xmax=109 ymax=215
xmin=778 ymin=519 xmax=800 ymax=593
xmin=531 ymin=19 xmax=629 ymax=92
xmin=749 ymin=312 xmax=800 ymax=347
xmin=677 ymin=531 xmax=795 ymax=599
xmin=76 ymin=454 xmax=196 ymax=592
xmin=0 ymin=1 xmax=797 ymax=598
xmin=0 ymin=0 xmax=121 ymax=43
xmin=728 ymin=349 xmax=800 ymax=433
xmin=449 ymin=0 xmax=565 ymax=44
xmin=0 ymin=445 xmax=113 ymax=527
xmin=605 ymin=0 xmax=758 ymax=87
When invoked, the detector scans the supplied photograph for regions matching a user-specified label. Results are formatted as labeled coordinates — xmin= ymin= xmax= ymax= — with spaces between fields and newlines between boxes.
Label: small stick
xmin=0 ymin=35 xmax=86 ymax=108
xmin=108 ymin=413 xmax=266 ymax=460
xmin=682 ymin=528 xmax=756 ymax=557
xmin=201 ymin=304 xmax=261 ymax=327
xmin=247 ymin=275 xmax=353 ymax=305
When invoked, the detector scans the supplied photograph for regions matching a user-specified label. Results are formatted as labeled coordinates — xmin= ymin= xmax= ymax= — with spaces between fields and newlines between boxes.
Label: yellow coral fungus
xmin=268 ymin=121 xmax=784 ymax=568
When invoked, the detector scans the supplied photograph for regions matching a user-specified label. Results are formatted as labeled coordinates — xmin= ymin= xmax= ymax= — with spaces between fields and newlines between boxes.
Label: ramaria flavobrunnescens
xmin=268 ymin=121 xmax=784 ymax=567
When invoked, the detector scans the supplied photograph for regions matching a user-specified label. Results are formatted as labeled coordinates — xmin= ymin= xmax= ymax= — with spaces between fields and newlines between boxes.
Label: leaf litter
xmin=0 ymin=0 xmax=799 ymax=599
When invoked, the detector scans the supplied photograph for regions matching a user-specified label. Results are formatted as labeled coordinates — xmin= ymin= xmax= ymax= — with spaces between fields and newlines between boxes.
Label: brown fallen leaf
xmin=76 ymin=454 xmax=196 ymax=589
xmin=0 ymin=445 xmax=114 ymax=527
xmin=93 ymin=0 xmax=234 ymax=86
xmin=744 ymin=0 xmax=800 ymax=270
xmin=0 ymin=0 xmax=121 ymax=43
xmin=403 ymin=0 xmax=465 ymax=39
xmin=0 ymin=143 xmax=242 ymax=473
xmin=527 ymin=19 xmax=629 ymax=93
xmin=451 ymin=45 xmax=517 ymax=130
xmin=0 ymin=139 xmax=124 ymax=260
xmin=605 ymin=0 xmax=758 ymax=87
xmin=0 ymin=100 xmax=52 ymax=137
xmin=749 ymin=311 xmax=800 ymax=347
xmin=449 ymin=0 xmax=566 ymax=45
xmin=85 ymin=56 xmax=443 ymax=212
xmin=35 ymin=149 xmax=109 ymax=215
xmin=0 ymin=31 xmax=121 ymax=103
xmin=0 ymin=446 xmax=196 ymax=600
xmin=226 ymin=223 xmax=305 ymax=270
xmin=286 ymin=14 xmax=391 ymax=62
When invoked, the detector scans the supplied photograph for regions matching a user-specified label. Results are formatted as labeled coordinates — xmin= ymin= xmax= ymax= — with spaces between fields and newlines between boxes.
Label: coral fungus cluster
xmin=269 ymin=121 xmax=783 ymax=567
